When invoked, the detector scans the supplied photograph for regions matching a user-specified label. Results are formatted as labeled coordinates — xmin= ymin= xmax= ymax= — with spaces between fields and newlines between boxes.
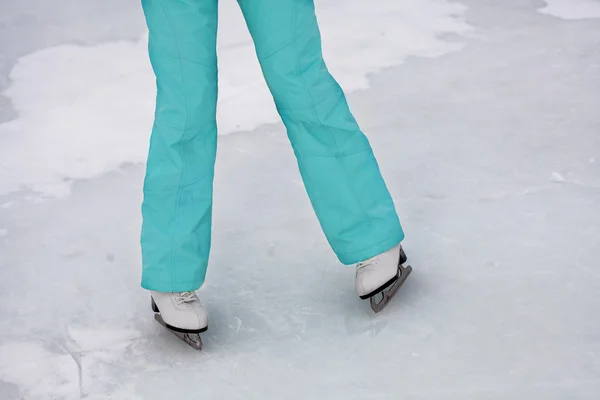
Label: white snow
xmin=551 ymin=172 xmax=566 ymax=182
xmin=1 ymin=0 xmax=600 ymax=399
xmin=0 ymin=342 xmax=80 ymax=399
xmin=67 ymin=326 xmax=140 ymax=352
xmin=0 ymin=0 xmax=470 ymax=198
xmin=0 ymin=328 xmax=141 ymax=399
xmin=539 ymin=0 xmax=600 ymax=19
xmin=0 ymin=201 xmax=17 ymax=209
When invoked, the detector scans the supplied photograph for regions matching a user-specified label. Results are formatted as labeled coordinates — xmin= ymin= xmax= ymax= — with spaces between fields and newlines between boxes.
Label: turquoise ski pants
xmin=140 ymin=0 xmax=404 ymax=292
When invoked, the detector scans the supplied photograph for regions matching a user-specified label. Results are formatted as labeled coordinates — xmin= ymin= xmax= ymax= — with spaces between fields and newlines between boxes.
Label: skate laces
xmin=357 ymin=255 xmax=380 ymax=270
xmin=175 ymin=291 xmax=197 ymax=305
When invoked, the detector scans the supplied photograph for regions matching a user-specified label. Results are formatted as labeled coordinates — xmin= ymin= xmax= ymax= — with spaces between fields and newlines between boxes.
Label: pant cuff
xmin=141 ymin=277 xmax=204 ymax=292
xmin=337 ymin=230 xmax=405 ymax=265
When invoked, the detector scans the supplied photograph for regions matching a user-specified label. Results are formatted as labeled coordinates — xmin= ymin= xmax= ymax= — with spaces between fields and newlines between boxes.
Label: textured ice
xmin=539 ymin=0 xmax=600 ymax=19
xmin=0 ymin=342 xmax=80 ymax=399
xmin=1 ymin=0 xmax=600 ymax=399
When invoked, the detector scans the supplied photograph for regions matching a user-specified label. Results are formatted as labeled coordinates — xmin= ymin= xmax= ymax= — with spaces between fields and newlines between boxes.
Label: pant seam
xmin=261 ymin=24 xmax=313 ymax=62
xmin=154 ymin=120 xmax=215 ymax=133
xmin=277 ymin=88 xmax=342 ymax=111
xmin=290 ymin=4 xmax=374 ymax=230
xmin=144 ymin=172 xmax=211 ymax=192
xmin=150 ymin=52 xmax=216 ymax=69
xmin=158 ymin=2 xmax=189 ymax=287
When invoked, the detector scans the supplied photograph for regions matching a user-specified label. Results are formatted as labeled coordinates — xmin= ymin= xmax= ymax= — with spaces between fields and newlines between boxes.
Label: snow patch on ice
xmin=550 ymin=172 xmax=566 ymax=182
xmin=0 ymin=342 xmax=80 ymax=399
xmin=539 ymin=0 xmax=600 ymax=19
xmin=67 ymin=326 xmax=140 ymax=352
xmin=0 ymin=329 xmax=141 ymax=399
xmin=70 ymin=328 xmax=141 ymax=398
xmin=0 ymin=229 xmax=7 ymax=237
xmin=0 ymin=0 xmax=470 ymax=198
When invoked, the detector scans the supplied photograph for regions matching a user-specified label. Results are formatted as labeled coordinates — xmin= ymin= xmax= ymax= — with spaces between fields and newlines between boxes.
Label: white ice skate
xmin=355 ymin=244 xmax=412 ymax=312
xmin=150 ymin=291 xmax=208 ymax=350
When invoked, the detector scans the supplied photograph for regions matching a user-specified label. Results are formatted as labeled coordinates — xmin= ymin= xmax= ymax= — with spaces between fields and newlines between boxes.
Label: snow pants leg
xmin=141 ymin=0 xmax=405 ymax=292
xmin=140 ymin=0 xmax=218 ymax=292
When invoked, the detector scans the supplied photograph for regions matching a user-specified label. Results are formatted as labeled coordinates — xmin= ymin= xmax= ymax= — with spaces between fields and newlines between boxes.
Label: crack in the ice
xmin=56 ymin=334 xmax=140 ymax=398
xmin=55 ymin=341 xmax=85 ymax=398
xmin=27 ymin=333 xmax=85 ymax=398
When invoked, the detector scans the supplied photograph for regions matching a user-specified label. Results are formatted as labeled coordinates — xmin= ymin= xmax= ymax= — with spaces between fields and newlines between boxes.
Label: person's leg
xmin=140 ymin=0 xmax=219 ymax=292
xmin=237 ymin=0 xmax=404 ymax=264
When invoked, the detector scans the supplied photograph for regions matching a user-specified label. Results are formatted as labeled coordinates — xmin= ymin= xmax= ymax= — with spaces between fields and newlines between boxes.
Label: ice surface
xmin=1 ymin=0 xmax=600 ymax=399
xmin=539 ymin=0 xmax=600 ymax=19
xmin=0 ymin=342 xmax=80 ymax=398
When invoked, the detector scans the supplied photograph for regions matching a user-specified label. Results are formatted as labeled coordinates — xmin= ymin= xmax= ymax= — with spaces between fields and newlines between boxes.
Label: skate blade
xmin=154 ymin=314 xmax=203 ymax=350
xmin=370 ymin=264 xmax=412 ymax=313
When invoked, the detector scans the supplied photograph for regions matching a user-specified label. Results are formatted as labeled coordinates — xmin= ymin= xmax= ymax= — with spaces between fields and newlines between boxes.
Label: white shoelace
xmin=357 ymin=255 xmax=380 ymax=270
xmin=175 ymin=291 xmax=197 ymax=305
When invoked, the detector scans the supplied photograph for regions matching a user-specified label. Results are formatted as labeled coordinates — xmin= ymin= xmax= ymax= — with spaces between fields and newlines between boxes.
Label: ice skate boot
xmin=150 ymin=291 xmax=208 ymax=350
xmin=355 ymin=244 xmax=412 ymax=312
